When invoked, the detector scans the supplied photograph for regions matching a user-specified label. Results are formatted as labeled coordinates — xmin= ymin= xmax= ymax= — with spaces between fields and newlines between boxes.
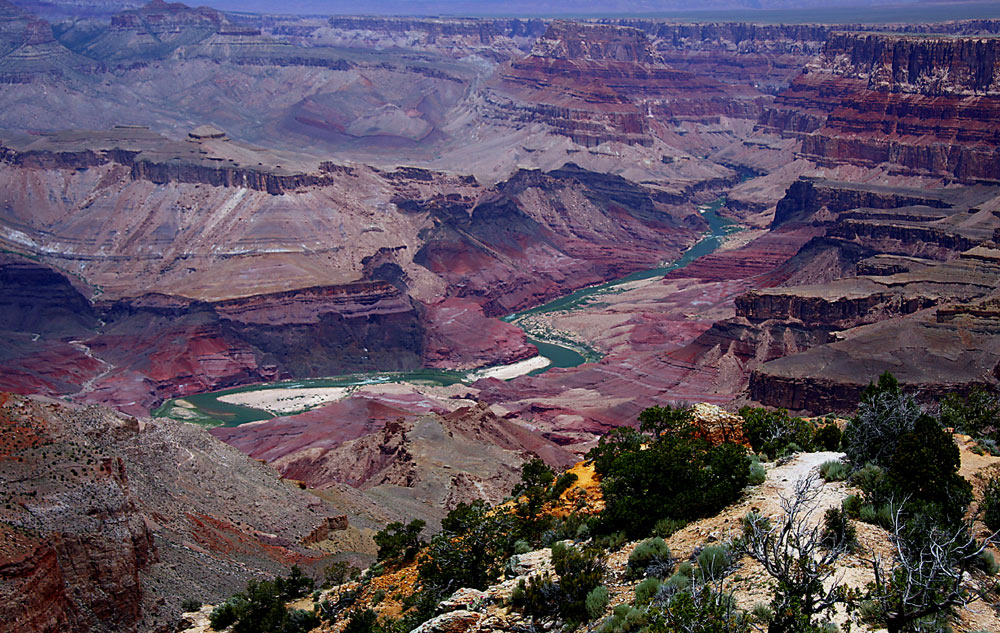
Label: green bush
xmin=982 ymin=476 xmax=1000 ymax=533
xmin=849 ymin=463 xmax=886 ymax=497
xmin=585 ymin=585 xmax=610 ymax=620
xmin=207 ymin=571 xmax=320 ymax=633
xmin=209 ymin=598 xmax=242 ymax=630
xmin=550 ymin=471 xmax=579 ymax=500
xmin=420 ymin=500 xmax=515 ymax=593
xmin=343 ymin=608 xmax=381 ymax=633
xmin=842 ymin=495 xmax=862 ymax=519
xmin=977 ymin=551 xmax=999 ymax=576
xmin=597 ymin=605 xmax=646 ymax=633
xmin=652 ymin=518 xmax=687 ymax=539
xmin=821 ymin=507 xmax=856 ymax=550
xmin=887 ymin=414 xmax=972 ymax=525
xmin=626 ymin=537 xmax=673 ymax=579
xmin=748 ymin=460 xmax=766 ymax=485
xmin=552 ymin=544 xmax=605 ymax=624
xmin=696 ymin=544 xmax=733 ymax=582
xmin=739 ymin=407 xmax=814 ymax=456
xmin=181 ymin=598 xmax=201 ymax=612
xmin=819 ymin=459 xmax=849 ymax=482
xmin=634 ymin=577 xmax=661 ymax=605
xmin=663 ymin=571 xmax=691 ymax=592
xmin=594 ymin=531 xmax=628 ymax=551
xmin=858 ymin=504 xmax=879 ymax=525
xmin=842 ymin=372 xmax=922 ymax=469
xmin=588 ymin=405 xmax=749 ymax=538
xmin=656 ymin=585 xmax=749 ymax=633
xmin=813 ymin=423 xmax=843 ymax=451
xmin=940 ymin=387 xmax=1000 ymax=441
xmin=513 ymin=543 xmax=605 ymax=625
xmin=373 ymin=519 xmax=425 ymax=563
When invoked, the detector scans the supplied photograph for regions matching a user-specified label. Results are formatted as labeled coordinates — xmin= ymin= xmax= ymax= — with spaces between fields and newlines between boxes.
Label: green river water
xmin=153 ymin=199 xmax=736 ymax=427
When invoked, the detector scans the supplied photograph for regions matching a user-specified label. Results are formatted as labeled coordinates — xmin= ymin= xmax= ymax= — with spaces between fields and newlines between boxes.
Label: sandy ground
xmin=217 ymin=387 xmax=350 ymax=414
xmin=465 ymin=356 xmax=551 ymax=381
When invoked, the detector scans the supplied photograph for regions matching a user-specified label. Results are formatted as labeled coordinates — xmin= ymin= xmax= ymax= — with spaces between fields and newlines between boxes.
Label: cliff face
xmin=315 ymin=17 xmax=546 ymax=60
xmin=0 ymin=393 xmax=350 ymax=633
xmin=84 ymin=283 xmax=424 ymax=414
xmin=738 ymin=180 xmax=1000 ymax=411
xmin=0 ymin=394 xmax=156 ymax=633
xmin=1 ymin=131 xmax=346 ymax=195
xmin=486 ymin=20 xmax=765 ymax=147
xmin=211 ymin=400 xmax=576 ymax=531
xmin=763 ymin=32 xmax=1000 ymax=181
xmin=822 ymin=31 xmax=1000 ymax=95
xmin=414 ymin=164 xmax=700 ymax=317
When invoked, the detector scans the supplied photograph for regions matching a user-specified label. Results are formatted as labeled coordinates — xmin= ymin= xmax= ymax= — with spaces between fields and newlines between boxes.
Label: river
xmin=153 ymin=199 xmax=735 ymax=427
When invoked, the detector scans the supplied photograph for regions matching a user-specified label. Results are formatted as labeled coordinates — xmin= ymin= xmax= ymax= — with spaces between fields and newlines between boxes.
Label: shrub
xmin=652 ymin=518 xmax=687 ymax=539
xmin=858 ymin=504 xmax=879 ymax=525
xmin=323 ymin=561 xmax=359 ymax=587
xmin=663 ymin=571 xmax=691 ymax=592
xmin=982 ymin=476 xmax=1000 ymax=533
xmin=552 ymin=544 xmax=605 ymax=624
xmin=343 ymin=609 xmax=380 ymax=633
xmin=751 ymin=602 xmax=773 ymax=624
xmin=819 ymin=460 xmax=849 ymax=482
xmin=739 ymin=407 xmax=814 ymax=456
xmin=513 ymin=539 xmax=532 ymax=555
xmin=513 ymin=544 xmax=605 ymax=625
xmin=748 ymin=460 xmax=766 ymax=486
xmin=589 ymin=405 xmax=748 ymax=538
xmin=634 ymin=577 xmax=661 ymax=605
xmin=821 ymin=507 xmax=856 ymax=551
xmin=849 ymin=463 xmax=886 ymax=498
xmin=813 ymin=423 xmax=842 ymax=451
xmin=597 ymin=605 xmax=646 ymax=633
xmin=585 ymin=585 xmax=610 ymax=620
xmin=373 ymin=519 xmax=425 ymax=563
xmin=627 ymin=537 xmax=673 ymax=579
xmin=209 ymin=598 xmax=242 ymax=630
xmin=842 ymin=372 xmax=922 ymax=469
xmin=550 ymin=471 xmax=579 ymax=500
xmin=181 ymin=598 xmax=201 ymax=612
xmin=655 ymin=585 xmax=749 ymax=633
xmin=208 ymin=573 xmax=320 ymax=633
xmin=977 ymin=551 xmax=999 ymax=576
xmin=842 ymin=495 xmax=862 ymax=519
xmin=696 ymin=545 xmax=733 ymax=582
xmin=887 ymin=414 xmax=972 ymax=525
xmin=594 ymin=531 xmax=627 ymax=551
xmin=420 ymin=500 xmax=515 ymax=593
xmin=939 ymin=387 xmax=1000 ymax=441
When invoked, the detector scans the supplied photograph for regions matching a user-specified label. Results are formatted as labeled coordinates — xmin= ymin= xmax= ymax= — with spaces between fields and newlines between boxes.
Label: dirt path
xmin=68 ymin=338 xmax=114 ymax=397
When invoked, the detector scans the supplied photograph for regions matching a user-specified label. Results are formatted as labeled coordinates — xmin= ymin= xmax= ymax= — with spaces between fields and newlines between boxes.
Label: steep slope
xmin=0 ymin=393 xmax=354 ymax=633
xmin=211 ymin=400 xmax=577 ymax=530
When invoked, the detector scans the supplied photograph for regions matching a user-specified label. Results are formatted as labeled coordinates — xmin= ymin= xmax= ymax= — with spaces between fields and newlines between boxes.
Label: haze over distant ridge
xmin=9 ymin=0 xmax=974 ymax=19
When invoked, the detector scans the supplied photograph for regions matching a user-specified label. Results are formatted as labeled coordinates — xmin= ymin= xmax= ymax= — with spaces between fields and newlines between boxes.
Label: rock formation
xmin=0 ymin=393 xmax=354 ymax=632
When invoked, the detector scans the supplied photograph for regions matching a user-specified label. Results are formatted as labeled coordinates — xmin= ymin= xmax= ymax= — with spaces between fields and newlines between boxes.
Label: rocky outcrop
xmin=213 ymin=400 xmax=576 ymax=530
xmin=762 ymin=32 xmax=1000 ymax=181
xmin=0 ymin=129 xmax=347 ymax=195
xmin=84 ymin=282 xmax=424 ymax=413
xmin=772 ymin=177 xmax=952 ymax=228
xmin=314 ymin=17 xmax=546 ymax=61
xmin=487 ymin=20 xmax=765 ymax=147
xmin=415 ymin=164 xmax=699 ymax=317
xmin=0 ymin=393 xmax=347 ymax=633
xmin=821 ymin=31 xmax=1000 ymax=95
xmin=0 ymin=0 xmax=96 ymax=82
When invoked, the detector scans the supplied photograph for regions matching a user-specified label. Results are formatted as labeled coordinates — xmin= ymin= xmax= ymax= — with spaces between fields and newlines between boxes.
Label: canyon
xmin=5 ymin=2 xmax=1000 ymax=631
